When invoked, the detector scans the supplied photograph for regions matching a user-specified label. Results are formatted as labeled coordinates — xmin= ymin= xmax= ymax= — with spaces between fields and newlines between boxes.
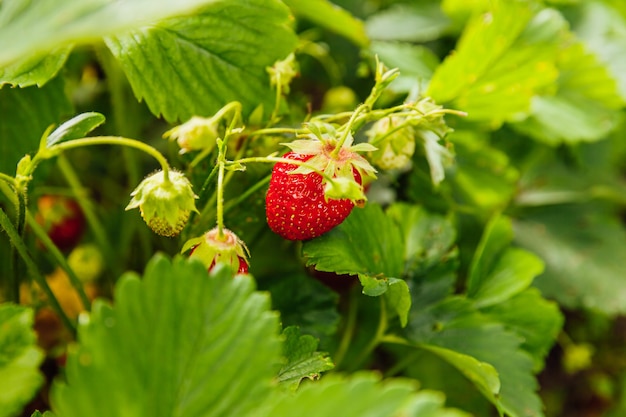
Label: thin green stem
xmin=333 ymin=286 xmax=360 ymax=370
xmin=57 ymin=155 xmax=122 ymax=282
xmin=50 ymin=136 xmax=171 ymax=180
xmin=350 ymin=296 xmax=388 ymax=370
xmin=247 ymin=127 xmax=303 ymax=137
xmin=270 ymin=72 xmax=283 ymax=124
xmin=216 ymin=159 xmax=226 ymax=239
xmin=0 ymin=207 xmax=76 ymax=333
xmin=25 ymin=211 xmax=91 ymax=310
xmin=0 ymin=172 xmax=15 ymax=185
xmin=330 ymin=105 xmax=365 ymax=158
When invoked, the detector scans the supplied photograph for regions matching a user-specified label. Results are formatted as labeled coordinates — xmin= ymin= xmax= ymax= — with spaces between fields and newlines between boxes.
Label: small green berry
xmin=126 ymin=170 xmax=197 ymax=237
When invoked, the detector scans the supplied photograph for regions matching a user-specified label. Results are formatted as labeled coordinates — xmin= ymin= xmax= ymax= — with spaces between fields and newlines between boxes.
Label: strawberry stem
xmin=331 ymin=105 xmax=365 ymax=158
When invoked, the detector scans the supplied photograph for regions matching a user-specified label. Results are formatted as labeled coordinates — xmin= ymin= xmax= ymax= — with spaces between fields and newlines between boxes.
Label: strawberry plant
xmin=2 ymin=1 xmax=626 ymax=417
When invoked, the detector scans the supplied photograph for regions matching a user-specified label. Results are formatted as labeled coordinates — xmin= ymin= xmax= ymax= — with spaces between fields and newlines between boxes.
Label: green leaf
xmin=386 ymin=203 xmax=456 ymax=274
xmin=30 ymin=412 xmax=56 ymax=417
xmin=105 ymin=0 xmax=298 ymax=122
xmin=51 ymin=256 xmax=282 ymax=417
xmin=467 ymin=215 xmax=544 ymax=308
xmin=427 ymin=3 xmax=563 ymax=124
xmin=482 ymin=288 xmax=563 ymax=372
xmin=512 ymin=40 xmax=624 ymax=144
xmin=418 ymin=344 xmax=500 ymax=406
xmin=0 ymin=0 xmax=227 ymax=66
xmin=569 ymin=1 xmax=626 ymax=100
xmin=513 ymin=205 xmax=626 ymax=315
xmin=0 ymin=47 xmax=71 ymax=87
xmin=366 ymin=2 xmax=451 ymax=43
xmin=446 ymin=131 xmax=519 ymax=211
xmin=0 ymin=304 xmax=45 ymax=417
xmin=358 ymin=275 xmax=411 ymax=327
xmin=303 ymin=204 xmax=404 ymax=279
xmin=406 ymin=297 xmax=542 ymax=417
xmin=284 ymin=0 xmax=368 ymax=47
xmin=0 ymin=76 xmax=72 ymax=174
xmin=277 ymin=326 xmax=334 ymax=390
xmin=261 ymin=372 xmax=467 ymax=417
xmin=46 ymin=112 xmax=106 ymax=148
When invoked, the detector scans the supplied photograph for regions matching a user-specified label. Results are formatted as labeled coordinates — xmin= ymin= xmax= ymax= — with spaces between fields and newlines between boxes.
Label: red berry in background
xmin=35 ymin=195 xmax=85 ymax=250
xmin=266 ymin=152 xmax=362 ymax=241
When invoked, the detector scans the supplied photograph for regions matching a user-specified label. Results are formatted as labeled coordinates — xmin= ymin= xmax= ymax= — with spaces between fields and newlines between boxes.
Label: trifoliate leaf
xmin=277 ymin=326 xmax=334 ymax=390
xmin=428 ymin=2 xmax=563 ymax=124
xmin=260 ymin=372 xmax=467 ymax=417
xmin=0 ymin=76 xmax=72 ymax=174
xmin=512 ymin=40 xmax=624 ymax=144
xmin=0 ymin=304 xmax=45 ymax=417
xmin=51 ymin=256 xmax=282 ymax=417
xmin=283 ymin=0 xmax=368 ymax=47
xmin=303 ymin=204 xmax=404 ymax=279
xmin=105 ymin=0 xmax=298 ymax=122
xmin=482 ymin=288 xmax=563 ymax=372
xmin=366 ymin=2 xmax=451 ymax=43
xmin=0 ymin=46 xmax=71 ymax=87
xmin=514 ymin=204 xmax=626 ymax=315
xmin=45 ymin=112 xmax=106 ymax=148
xmin=467 ymin=215 xmax=544 ymax=308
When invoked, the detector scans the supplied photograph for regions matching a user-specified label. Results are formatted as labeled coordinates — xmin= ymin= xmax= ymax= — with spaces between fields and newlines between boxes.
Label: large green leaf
xmin=303 ymin=204 xmax=404 ymax=279
xmin=105 ymin=0 xmax=298 ymax=122
xmin=0 ymin=0 xmax=223 ymax=66
xmin=467 ymin=215 xmax=544 ymax=308
xmin=512 ymin=40 xmax=624 ymax=144
xmin=481 ymin=288 xmax=563 ymax=372
xmin=51 ymin=256 xmax=282 ymax=417
xmin=513 ymin=205 xmax=626 ymax=315
xmin=370 ymin=41 xmax=439 ymax=93
xmin=259 ymin=373 xmax=470 ymax=417
xmin=0 ymin=304 xmax=45 ymax=417
xmin=427 ymin=2 xmax=562 ymax=124
xmin=0 ymin=76 xmax=72 ymax=174
xmin=406 ymin=297 xmax=543 ymax=417
xmin=284 ymin=0 xmax=368 ymax=47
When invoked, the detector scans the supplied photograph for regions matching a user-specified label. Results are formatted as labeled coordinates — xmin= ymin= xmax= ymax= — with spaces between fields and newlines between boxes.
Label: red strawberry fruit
xmin=265 ymin=123 xmax=377 ymax=241
xmin=35 ymin=195 xmax=85 ymax=250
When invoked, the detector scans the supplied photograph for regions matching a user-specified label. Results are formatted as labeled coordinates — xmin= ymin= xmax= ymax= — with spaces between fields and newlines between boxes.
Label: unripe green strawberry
xmin=163 ymin=116 xmax=219 ymax=154
xmin=366 ymin=116 xmax=416 ymax=171
xmin=265 ymin=125 xmax=377 ymax=241
xmin=182 ymin=227 xmax=249 ymax=274
xmin=126 ymin=170 xmax=197 ymax=237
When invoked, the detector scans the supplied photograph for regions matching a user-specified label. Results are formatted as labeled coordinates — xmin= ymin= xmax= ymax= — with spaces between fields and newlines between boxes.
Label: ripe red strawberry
xmin=35 ymin=195 xmax=85 ymax=250
xmin=265 ymin=123 xmax=377 ymax=241
xmin=266 ymin=152 xmax=362 ymax=240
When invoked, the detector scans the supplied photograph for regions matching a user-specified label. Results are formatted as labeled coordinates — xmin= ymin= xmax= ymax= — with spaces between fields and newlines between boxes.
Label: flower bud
xmin=366 ymin=116 xmax=416 ymax=171
xmin=126 ymin=170 xmax=197 ymax=237
xmin=267 ymin=53 xmax=299 ymax=94
xmin=182 ymin=227 xmax=250 ymax=275
xmin=163 ymin=116 xmax=220 ymax=154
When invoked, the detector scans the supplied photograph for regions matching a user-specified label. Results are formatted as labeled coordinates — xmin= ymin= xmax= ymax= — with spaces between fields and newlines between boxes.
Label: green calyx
xmin=281 ymin=123 xmax=377 ymax=203
xmin=366 ymin=116 xmax=417 ymax=171
xmin=182 ymin=227 xmax=249 ymax=270
xmin=126 ymin=170 xmax=198 ymax=237
xmin=163 ymin=116 xmax=220 ymax=154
